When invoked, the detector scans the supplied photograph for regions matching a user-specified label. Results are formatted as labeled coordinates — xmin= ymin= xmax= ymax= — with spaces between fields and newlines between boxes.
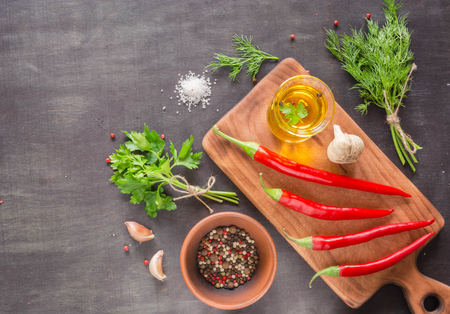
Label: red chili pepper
xmin=309 ymin=232 xmax=435 ymax=287
xmin=213 ymin=126 xmax=410 ymax=197
xmin=260 ymin=174 xmax=393 ymax=220
xmin=283 ymin=218 xmax=435 ymax=250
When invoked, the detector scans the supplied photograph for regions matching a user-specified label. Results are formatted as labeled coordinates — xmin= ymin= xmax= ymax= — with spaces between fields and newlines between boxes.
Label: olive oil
xmin=267 ymin=76 xmax=335 ymax=143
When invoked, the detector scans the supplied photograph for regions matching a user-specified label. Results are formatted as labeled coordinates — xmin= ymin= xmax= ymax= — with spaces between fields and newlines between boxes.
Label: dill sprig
xmin=325 ymin=0 xmax=422 ymax=172
xmin=206 ymin=34 xmax=278 ymax=82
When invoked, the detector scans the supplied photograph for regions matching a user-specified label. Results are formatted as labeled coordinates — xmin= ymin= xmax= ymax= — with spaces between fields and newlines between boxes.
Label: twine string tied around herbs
xmin=383 ymin=63 xmax=418 ymax=155
xmin=169 ymin=175 xmax=215 ymax=214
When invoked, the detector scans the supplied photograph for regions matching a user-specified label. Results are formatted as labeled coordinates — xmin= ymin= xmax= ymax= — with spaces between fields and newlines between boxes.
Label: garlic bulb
xmin=327 ymin=125 xmax=364 ymax=164
xmin=124 ymin=221 xmax=155 ymax=242
xmin=149 ymin=250 xmax=166 ymax=281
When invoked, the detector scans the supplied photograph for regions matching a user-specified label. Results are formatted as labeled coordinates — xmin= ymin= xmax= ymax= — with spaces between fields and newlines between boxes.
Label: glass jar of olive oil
xmin=267 ymin=75 xmax=335 ymax=143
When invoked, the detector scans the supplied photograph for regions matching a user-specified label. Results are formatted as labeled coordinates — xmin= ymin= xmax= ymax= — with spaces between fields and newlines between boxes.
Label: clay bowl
xmin=180 ymin=212 xmax=277 ymax=310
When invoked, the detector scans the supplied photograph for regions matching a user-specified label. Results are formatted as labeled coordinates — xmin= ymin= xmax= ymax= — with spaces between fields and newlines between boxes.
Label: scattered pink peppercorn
xmin=334 ymin=20 xmax=339 ymax=26
xmin=106 ymin=157 xmax=111 ymax=163
xmin=124 ymin=245 xmax=129 ymax=252
xmin=0 ymin=200 xmax=3 ymax=204
xmin=223 ymin=230 xmax=228 ymax=235
xmin=306 ymin=70 xmax=310 ymax=75
xmin=252 ymin=78 xmax=258 ymax=84
xmin=144 ymin=259 xmax=149 ymax=265
xmin=290 ymin=34 xmax=295 ymax=39
xmin=290 ymin=101 xmax=295 ymax=105
xmin=366 ymin=13 xmax=371 ymax=19
xmin=160 ymin=134 xmax=165 ymax=139
xmin=110 ymin=133 xmax=115 ymax=139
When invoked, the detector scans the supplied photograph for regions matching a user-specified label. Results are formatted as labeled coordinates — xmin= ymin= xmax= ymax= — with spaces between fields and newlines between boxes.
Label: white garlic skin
xmin=149 ymin=250 xmax=166 ymax=281
xmin=327 ymin=125 xmax=364 ymax=164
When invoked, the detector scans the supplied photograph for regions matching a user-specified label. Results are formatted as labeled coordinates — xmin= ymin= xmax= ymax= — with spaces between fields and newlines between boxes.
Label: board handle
xmin=396 ymin=266 xmax=450 ymax=314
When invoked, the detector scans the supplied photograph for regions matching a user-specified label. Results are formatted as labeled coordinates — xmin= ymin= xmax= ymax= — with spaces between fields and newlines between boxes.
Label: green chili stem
xmin=213 ymin=125 xmax=259 ymax=159
xmin=309 ymin=265 xmax=340 ymax=288
xmin=282 ymin=228 xmax=314 ymax=250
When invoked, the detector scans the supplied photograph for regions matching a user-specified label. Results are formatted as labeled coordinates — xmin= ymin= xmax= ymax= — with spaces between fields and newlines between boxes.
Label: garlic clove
xmin=149 ymin=250 xmax=166 ymax=281
xmin=327 ymin=125 xmax=365 ymax=164
xmin=124 ymin=221 xmax=155 ymax=242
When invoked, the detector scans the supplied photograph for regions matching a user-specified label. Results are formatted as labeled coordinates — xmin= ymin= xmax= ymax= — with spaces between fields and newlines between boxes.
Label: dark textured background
xmin=1 ymin=0 xmax=449 ymax=313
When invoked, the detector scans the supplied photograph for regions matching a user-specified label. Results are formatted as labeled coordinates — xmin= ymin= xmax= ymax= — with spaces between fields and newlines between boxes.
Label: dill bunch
xmin=206 ymin=34 xmax=278 ymax=82
xmin=325 ymin=0 xmax=422 ymax=172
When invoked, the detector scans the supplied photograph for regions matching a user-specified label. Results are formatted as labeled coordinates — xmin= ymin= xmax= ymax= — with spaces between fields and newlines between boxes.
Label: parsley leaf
xmin=280 ymin=102 xmax=309 ymax=125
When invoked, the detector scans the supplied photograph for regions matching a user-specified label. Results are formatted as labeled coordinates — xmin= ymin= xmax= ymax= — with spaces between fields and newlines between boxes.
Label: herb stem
xmin=165 ymin=177 xmax=238 ymax=203
xmin=391 ymin=124 xmax=405 ymax=165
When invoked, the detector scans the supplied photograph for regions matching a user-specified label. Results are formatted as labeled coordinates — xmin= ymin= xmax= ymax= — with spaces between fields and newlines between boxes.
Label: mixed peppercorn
xmin=196 ymin=225 xmax=259 ymax=289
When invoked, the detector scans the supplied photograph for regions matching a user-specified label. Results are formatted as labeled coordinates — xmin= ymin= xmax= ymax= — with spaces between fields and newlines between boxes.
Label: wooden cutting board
xmin=202 ymin=58 xmax=450 ymax=313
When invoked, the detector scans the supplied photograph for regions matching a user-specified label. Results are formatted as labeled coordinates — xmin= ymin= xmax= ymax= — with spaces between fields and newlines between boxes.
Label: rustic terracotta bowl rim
xmin=180 ymin=211 xmax=277 ymax=310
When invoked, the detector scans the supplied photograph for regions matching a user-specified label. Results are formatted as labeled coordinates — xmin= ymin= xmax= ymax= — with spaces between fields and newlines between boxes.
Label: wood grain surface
xmin=203 ymin=58 xmax=449 ymax=311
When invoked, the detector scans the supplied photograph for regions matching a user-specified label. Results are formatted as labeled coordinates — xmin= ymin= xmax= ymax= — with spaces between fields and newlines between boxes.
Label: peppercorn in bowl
xmin=180 ymin=212 xmax=277 ymax=310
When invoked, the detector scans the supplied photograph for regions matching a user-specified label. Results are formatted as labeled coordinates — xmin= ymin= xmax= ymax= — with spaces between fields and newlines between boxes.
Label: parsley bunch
xmin=206 ymin=34 xmax=278 ymax=82
xmin=109 ymin=125 xmax=239 ymax=218
xmin=325 ymin=0 xmax=422 ymax=172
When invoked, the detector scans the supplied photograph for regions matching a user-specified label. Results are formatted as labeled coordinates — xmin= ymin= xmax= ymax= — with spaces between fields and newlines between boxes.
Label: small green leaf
xmin=174 ymin=151 xmax=202 ymax=169
xmin=296 ymin=102 xmax=308 ymax=119
xmin=144 ymin=127 xmax=165 ymax=157
xmin=144 ymin=152 xmax=158 ymax=165
xmin=159 ymin=159 xmax=171 ymax=176
xmin=178 ymin=136 xmax=193 ymax=160
xmin=280 ymin=102 xmax=308 ymax=125
xmin=115 ymin=174 xmax=147 ymax=194
xmin=170 ymin=141 xmax=178 ymax=161
xmin=133 ymin=132 xmax=152 ymax=151
xmin=124 ymin=141 xmax=141 ymax=152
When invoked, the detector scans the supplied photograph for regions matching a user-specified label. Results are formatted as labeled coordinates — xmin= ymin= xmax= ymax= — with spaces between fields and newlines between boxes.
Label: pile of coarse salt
xmin=175 ymin=71 xmax=212 ymax=112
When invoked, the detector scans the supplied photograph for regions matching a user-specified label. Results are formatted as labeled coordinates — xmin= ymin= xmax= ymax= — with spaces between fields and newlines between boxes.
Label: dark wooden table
xmin=1 ymin=1 xmax=449 ymax=313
